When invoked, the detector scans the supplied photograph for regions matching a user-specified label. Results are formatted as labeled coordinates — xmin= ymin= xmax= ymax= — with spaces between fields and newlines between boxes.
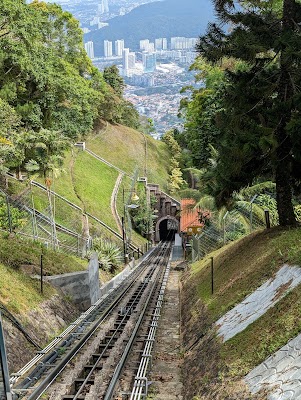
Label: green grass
xmin=0 ymin=233 xmax=88 ymax=314
xmin=182 ymin=226 xmax=301 ymax=398
xmin=5 ymin=122 xmax=170 ymax=251
xmin=72 ymin=150 xmax=119 ymax=229
xmin=0 ymin=233 xmax=87 ymax=274
xmin=87 ymin=124 xmax=171 ymax=190
xmin=0 ymin=261 xmax=56 ymax=314
xmin=189 ymin=227 xmax=301 ymax=320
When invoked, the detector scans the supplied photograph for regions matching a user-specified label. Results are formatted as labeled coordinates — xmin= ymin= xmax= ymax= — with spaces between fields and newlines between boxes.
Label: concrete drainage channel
xmin=11 ymin=243 xmax=171 ymax=400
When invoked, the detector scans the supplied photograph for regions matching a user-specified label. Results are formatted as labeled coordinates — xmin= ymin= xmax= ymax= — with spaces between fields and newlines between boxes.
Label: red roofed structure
xmin=180 ymin=198 xmax=201 ymax=233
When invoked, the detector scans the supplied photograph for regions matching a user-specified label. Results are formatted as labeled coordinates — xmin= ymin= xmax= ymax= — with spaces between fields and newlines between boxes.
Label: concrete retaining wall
xmin=99 ymin=258 xmax=135 ymax=298
xmin=46 ymin=253 xmax=100 ymax=310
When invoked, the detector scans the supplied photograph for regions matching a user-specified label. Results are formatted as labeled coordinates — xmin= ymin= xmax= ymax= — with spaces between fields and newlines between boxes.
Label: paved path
xmin=246 ymin=333 xmax=301 ymax=399
xmin=150 ymin=266 xmax=183 ymax=399
xmin=216 ymin=265 xmax=301 ymax=342
xmin=111 ymin=172 xmax=124 ymax=235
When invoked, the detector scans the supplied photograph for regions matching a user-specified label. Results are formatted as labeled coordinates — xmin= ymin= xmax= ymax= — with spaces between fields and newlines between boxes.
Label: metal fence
xmin=191 ymin=203 xmax=271 ymax=262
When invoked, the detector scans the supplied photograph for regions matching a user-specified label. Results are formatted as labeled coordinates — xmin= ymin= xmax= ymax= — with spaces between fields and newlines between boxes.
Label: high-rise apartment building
xmin=84 ymin=41 xmax=94 ymax=59
xmin=128 ymin=52 xmax=136 ymax=69
xmin=170 ymin=37 xmax=197 ymax=50
xmin=142 ymin=51 xmax=156 ymax=72
xmin=98 ymin=0 xmax=109 ymax=14
xmin=148 ymin=42 xmax=155 ymax=52
xmin=104 ymin=40 xmax=113 ymax=57
xmin=155 ymin=38 xmax=163 ymax=50
xmin=140 ymin=39 xmax=150 ymax=51
xmin=123 ymin=48 xmax=130 ymax=75
xmin=115 ymin=39 xmax=124 ymax=56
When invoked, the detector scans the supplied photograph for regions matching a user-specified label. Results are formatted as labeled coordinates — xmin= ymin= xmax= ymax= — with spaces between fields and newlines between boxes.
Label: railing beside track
xmin=11 ymin=244 xmax=166 ymax=400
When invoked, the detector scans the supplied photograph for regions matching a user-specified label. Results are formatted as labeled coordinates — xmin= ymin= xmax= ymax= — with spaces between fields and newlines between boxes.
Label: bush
xmin=91 ymin=237 xmax=122 ymax=272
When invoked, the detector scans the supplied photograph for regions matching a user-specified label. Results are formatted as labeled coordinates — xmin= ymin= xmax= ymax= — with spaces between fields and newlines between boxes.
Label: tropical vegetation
xmin=0 ymin=0 xmax=140 ymax=182
xmin=176 ymin=0 xmax=301 ymax=227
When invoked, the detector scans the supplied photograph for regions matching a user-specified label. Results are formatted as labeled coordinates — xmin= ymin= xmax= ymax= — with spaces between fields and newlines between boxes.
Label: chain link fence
xmin=0 ymin=181 xmax=129 ymax=258
xmin=191 ymin=202 xmax=272 ymax=262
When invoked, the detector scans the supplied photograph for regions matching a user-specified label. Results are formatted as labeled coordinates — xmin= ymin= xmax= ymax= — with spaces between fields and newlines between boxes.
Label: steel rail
xmin=130 ymin=251 xmax=172 ymax=399
xmin=103 ymin=243 xmax=172 ymax=400
xmin=71 ymin=262 xmax=160 ymax=400
xmin=11 ymin=246 xmax=159 ymax=392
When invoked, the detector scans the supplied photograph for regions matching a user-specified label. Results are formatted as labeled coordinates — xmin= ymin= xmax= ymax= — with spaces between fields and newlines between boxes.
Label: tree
xmin=178 ymin=58 xmax=225 ymax=169
xmin=196 ymin=0 xmax=301 ymax=226
xmin=103 ymin=65 xmax=125 ymax=97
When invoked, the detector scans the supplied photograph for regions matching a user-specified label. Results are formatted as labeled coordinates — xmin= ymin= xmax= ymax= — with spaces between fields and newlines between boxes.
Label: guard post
xmin=0 ymin=312 xmax=12 ymax=400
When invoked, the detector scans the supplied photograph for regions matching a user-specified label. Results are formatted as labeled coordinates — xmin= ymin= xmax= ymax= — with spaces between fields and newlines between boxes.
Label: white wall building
xmin=128 ymin=52 xmax=136 ymax=68
xmin=123 ymin=48 xmax=130 ymax=75
xmin=115 ymin=39 xmax=125 ymax=56
xmin=104 ymin=40 xmax=113 ymax=57
xmin=84 ymin=41 xmax=94 ymax=59
xmin=140 ymin=39 xmax=150 ymax=51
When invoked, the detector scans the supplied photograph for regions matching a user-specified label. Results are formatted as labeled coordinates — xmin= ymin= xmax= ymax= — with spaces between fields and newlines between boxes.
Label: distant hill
xmin=85 ymin=0 xmax=214 ymax=56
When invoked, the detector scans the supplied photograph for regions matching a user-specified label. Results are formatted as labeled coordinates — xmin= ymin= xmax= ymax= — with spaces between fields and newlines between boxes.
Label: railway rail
xmin=11 ymin=242 xmax=172 ymax=400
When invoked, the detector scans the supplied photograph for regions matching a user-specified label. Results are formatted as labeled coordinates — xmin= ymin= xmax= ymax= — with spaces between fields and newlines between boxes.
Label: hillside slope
xmin=181 ymin=227 xmax=301 ymax=399
xmin=12 ymin=122 xmax=171 ymax=248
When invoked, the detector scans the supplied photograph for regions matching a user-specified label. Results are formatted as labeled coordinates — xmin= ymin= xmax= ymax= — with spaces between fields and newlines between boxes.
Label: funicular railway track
xmin=11 ymin=242 xmax=172 ymax=400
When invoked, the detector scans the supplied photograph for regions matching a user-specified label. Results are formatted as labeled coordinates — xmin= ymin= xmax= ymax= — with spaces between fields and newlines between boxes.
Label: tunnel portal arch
xmin=155 ymin=216 xmax=179 ymax=242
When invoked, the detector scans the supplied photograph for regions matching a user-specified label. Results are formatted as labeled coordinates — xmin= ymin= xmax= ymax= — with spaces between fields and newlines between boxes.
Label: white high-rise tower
xmin=104 ymin=40 xmax=113 ymax=57
xmin=115 ymin=39 xmax=124 ymax=56
xmin=84 ymin=41 xmax=94 ymax=59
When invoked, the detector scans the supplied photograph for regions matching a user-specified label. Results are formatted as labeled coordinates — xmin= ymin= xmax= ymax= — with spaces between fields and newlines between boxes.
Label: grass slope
xmin=182 ymin=227 xmax=301 ymax=399
xmin=0 ymin=234 xmax=87 ymax=314
xmin=87 ymin=123 xmax=171 ymax=190
xmin=27 ymin=123 xmax=170 ymax=247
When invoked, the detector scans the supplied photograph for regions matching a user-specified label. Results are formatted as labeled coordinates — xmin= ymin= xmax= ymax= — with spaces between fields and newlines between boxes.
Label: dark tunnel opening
xmin=159 ymin=219 xmax=177 ymax=241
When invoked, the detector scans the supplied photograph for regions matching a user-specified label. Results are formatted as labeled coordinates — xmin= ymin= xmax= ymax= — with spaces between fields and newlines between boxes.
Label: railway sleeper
xmin=83 ymin=364 xmax=103 ymax=374
xmin=91 ymin=353 xmax=107 ymax=362
xmin=98 ymin=343 xmax=114 ymax=350
xmin=74 ymin=378 xmax=95 ymax=390
xmin=62 ymin=395 xmax=85 ymax=400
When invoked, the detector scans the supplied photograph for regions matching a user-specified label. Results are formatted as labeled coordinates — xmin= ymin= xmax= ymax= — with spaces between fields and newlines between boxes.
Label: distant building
xmin=104 ymin=40 xmax=113 ymax=57
xmin=142 ymin=51 xmax=156 ymax=73
xmin=115 ymin=39 xmax=125 ymax=56
xmin=84 ymin=41 xmax=94 ymax=59
xmin=123 ymin=48 xmax=130 ymax=75
xmin=90 ymin=16 xmax=100 ymax=26
xmin=98 ymin=22 xmax=109 ymax=29
xmin=98 ymin=0 xmax=109 ymax=14
xmin=140 ymin=39 xmax=150 ymax=51
xmin=155 ymin=38 xmax=163 ymax=50
xmin=148 ymin=42 xmax=155 ymax=52
xmin=128 ymin=52 xmax=136 ymax=69
xmin=170 ymin=37 xmax=197 ymax=50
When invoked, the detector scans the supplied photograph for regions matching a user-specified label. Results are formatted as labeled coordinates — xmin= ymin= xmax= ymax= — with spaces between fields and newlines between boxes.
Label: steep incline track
xmin=12 ymin=242 xmax=172 ymax=400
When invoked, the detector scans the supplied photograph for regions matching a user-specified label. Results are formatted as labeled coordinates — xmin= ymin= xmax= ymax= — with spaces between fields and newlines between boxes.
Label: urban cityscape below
xmin=39 ymin=0 xmax=204 ymax=138
xmin=86 ymin=36 xmax=199 ymax=137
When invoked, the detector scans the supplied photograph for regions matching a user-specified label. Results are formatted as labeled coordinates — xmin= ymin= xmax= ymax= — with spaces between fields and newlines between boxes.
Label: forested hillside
xmin=174 ymin=0 xmax=301 ymax=228
xmin=0 ymin=0 xmax=140 ymax=182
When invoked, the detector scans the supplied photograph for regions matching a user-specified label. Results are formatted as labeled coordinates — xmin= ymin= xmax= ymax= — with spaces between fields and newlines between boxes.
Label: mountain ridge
xmin=85 ymin=0 xmax=215 ymax=56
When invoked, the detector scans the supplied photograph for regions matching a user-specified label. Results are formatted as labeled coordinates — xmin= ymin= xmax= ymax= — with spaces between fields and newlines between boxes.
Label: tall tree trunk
xmin=275 ymin=0 xmax=296 ymax=226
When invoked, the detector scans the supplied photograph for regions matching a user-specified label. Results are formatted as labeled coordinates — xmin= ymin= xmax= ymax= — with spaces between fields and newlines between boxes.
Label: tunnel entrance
xmin=159 ymin=219 xmax=178 ymax=241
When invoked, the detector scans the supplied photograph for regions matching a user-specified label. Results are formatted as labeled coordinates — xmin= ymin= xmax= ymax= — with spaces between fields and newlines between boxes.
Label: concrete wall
xmin=46 ymin=253 xmax=100 ymax=310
